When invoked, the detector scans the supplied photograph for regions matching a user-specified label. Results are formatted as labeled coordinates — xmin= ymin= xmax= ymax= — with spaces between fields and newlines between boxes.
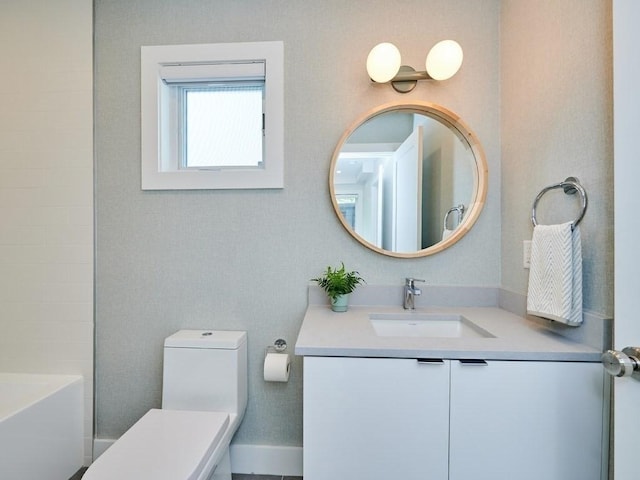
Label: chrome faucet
xmin=403 ymin=278 xmax=425 ymax=310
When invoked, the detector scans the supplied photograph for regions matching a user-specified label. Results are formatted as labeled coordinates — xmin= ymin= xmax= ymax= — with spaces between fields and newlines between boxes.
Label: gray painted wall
xmin=95 ymin=0 xmax=613 ymax=452
xmin=95 ymin=0 xmax=501 ymax=445
xmin=500 ymin=0 xmax=613 ymax=316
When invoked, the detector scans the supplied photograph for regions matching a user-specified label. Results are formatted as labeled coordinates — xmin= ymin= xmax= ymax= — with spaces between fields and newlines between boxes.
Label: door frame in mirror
xmin=329 ymin=101 xmax=488 ymax=258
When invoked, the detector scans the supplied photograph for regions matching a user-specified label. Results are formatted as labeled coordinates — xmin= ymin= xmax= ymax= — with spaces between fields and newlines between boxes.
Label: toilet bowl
xmin=84 ymin=330 xmax=247 ymax=480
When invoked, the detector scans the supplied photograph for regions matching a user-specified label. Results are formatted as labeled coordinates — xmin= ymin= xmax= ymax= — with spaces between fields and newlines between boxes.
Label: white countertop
xmin=295 ymin=305 xmax=602 ymax=361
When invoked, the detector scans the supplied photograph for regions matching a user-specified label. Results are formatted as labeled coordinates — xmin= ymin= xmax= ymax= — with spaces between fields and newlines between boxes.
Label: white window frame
xmin=141 ymin=41 xmax=284 ymax=190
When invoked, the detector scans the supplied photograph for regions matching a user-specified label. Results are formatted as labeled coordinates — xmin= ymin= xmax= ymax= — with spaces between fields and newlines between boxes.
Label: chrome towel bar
xmin=531 ymin=176 xmax=588 ymax=229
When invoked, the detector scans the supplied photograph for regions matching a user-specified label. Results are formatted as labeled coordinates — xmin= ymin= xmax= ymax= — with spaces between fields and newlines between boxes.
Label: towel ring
xmin=443 ymin=204 xmax=465 ymax=230
xmin=531 ymin=176 xmax=588 ymax=228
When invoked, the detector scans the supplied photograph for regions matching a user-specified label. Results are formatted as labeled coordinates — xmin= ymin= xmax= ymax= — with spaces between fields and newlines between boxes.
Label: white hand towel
xmin=526 ymin=222 xmax=583 ymax=326
xmin=442 ymin=228 xmax=454 ymax=240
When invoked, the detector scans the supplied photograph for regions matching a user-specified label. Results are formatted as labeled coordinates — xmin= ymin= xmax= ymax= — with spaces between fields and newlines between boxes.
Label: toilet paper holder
xmin=264 ymin=339 xmax=291 ymax=383
xmin=266 ymin=338 xmax=287 ymax=355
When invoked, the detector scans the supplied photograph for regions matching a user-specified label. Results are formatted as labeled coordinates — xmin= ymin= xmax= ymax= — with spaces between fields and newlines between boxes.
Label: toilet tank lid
xmin=164 ymin=330 xmax=247 ymax=349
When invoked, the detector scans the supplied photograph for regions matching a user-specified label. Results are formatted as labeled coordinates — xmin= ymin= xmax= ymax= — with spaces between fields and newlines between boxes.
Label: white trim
xmin=160 ymin=62 xmax=265 ymax=84
xmin=92 ymin=438 xmax=114 ymax=461
xmin=229 ymin=444 xmax=303 ymax=476
xmin=92 ymin=439 xmax=303 ymax=476
xmin=141 ymin=41 xmax=284 ymax=190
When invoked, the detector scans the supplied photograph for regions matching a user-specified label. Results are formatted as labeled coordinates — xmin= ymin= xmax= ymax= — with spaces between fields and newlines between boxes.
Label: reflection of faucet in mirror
xmin=442 ymin=204 xmax=465 ymax=240
xmin=403 ymin=278 xmax=425 ymax=310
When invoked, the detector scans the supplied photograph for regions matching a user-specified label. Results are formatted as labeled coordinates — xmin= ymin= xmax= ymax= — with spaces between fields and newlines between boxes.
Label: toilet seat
xmin=84 ymin=409 xmax=230 ymax=480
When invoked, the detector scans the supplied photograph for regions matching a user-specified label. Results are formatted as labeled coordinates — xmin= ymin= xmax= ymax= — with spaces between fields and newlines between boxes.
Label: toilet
xmin=84 ymin=330 xmax=247 ymax=480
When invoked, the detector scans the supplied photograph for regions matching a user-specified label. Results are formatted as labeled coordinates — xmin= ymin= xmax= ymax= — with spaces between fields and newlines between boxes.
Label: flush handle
xmin=601 ymin=347 xmax=640 ymax=380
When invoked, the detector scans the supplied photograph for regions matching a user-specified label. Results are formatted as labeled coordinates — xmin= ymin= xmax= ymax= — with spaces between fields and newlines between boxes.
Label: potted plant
xmin=311 ymin=262 xmax=365 ymax=312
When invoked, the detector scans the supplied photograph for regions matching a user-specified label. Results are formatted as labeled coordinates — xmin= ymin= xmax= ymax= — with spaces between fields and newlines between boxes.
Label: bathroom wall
xmin=94 ymin=0 xmax=501 ymax=452
xmin=500 ymin=0 xmax=614 ymax=317
xmin=0 ymin=0 xmax=94 ymax=464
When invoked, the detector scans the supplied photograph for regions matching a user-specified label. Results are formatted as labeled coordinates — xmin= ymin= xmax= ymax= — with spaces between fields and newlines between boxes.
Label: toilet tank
xmin=162 ymin=330 xmax=247 ymax=416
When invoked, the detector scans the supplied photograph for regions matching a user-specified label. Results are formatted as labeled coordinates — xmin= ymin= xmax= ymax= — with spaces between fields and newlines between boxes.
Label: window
xmin=182 ymin=84 xmax=263 ymax=169
xmin=141 ymin=41 xmax=284 ymax=190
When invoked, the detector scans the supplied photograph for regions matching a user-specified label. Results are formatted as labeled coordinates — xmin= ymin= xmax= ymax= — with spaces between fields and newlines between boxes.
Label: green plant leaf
xmin=311 ymin=262 xmax=365 ymax=301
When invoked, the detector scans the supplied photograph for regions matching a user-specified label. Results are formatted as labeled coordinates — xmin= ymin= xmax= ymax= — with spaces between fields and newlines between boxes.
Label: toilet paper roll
xmin=264 ymin=352 xmax=290 ymax=382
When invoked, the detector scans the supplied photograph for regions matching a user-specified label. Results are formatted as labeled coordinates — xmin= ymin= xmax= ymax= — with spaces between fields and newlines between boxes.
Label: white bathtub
xmin=0 ymin=373 xmax=84 ymax=480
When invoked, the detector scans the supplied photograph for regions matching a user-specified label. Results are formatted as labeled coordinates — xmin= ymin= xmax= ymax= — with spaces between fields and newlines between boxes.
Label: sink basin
xmin=369 ymin=313 xmax=495 ymax=339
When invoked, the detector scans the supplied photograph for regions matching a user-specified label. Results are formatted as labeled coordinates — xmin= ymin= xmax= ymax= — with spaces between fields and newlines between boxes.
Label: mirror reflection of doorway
xmin=332 ymin=110 xmax=476 ymax=254
xmin=391 ymin=125 xmax=423 ymax=252
xmin=336 ymin=194 xmax=357 ymax=229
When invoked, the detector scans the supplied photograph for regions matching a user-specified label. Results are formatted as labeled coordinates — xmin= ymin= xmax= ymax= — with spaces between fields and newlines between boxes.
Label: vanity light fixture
xmin=366 ymin=40 xmax=463 ymax=93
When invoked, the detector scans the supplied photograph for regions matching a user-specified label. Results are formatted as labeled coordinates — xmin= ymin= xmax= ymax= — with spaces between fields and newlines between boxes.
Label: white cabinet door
xmin=303 ymin=356 xmax=449 ymax=480
xmin=449 ymin=360 xmax=605 ymax=480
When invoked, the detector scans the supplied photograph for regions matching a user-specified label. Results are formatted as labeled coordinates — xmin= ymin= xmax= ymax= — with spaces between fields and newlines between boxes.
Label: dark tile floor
xmin=232 ymin=476 xmax=302 ymax=480
xmin=69 ymin=467 xmax=87 ymax=480
xmin=71 ymin=467 xmax=301 ymax=479
xmin=69 ymin=468 xmax=87 ymax=479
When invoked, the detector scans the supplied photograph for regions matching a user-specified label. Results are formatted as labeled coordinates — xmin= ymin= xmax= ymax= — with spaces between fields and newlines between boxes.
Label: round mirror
xmin=330 ymin=101 xmax=488 ymax=258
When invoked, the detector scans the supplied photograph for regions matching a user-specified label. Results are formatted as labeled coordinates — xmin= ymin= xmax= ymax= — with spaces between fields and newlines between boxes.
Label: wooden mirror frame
xmin=329 ymin=101 xmax=488 ymax=258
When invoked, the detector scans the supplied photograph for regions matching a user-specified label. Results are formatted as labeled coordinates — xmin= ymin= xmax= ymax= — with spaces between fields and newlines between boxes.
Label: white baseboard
xmin=92 ymin=439 xmax=303 ymax=477
xmin=92 ymin=438 xmax=114 ymax=460
xmin=230 ymin=444 xmax=303 ymax=477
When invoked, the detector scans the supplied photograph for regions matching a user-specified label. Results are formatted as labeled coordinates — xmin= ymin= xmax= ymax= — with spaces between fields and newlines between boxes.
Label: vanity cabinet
xmin=303 ymin=357 xmax=449 ymax=480
xmin=448 ymin=359 xmax=604 ymax=480
xmin=303 ymin=356 xmax=605 ymax=480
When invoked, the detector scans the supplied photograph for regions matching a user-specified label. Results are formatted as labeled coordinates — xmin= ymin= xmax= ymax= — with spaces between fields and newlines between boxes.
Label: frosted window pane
xmin=185 ymin=86 xmax=263 ymax=168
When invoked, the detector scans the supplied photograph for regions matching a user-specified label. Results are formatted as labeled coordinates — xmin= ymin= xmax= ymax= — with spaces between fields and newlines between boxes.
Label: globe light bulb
xmin=425 ymin=40 xmax=463 ymax=81
xmin=366 ymin=42 xmax=401 ymax=83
